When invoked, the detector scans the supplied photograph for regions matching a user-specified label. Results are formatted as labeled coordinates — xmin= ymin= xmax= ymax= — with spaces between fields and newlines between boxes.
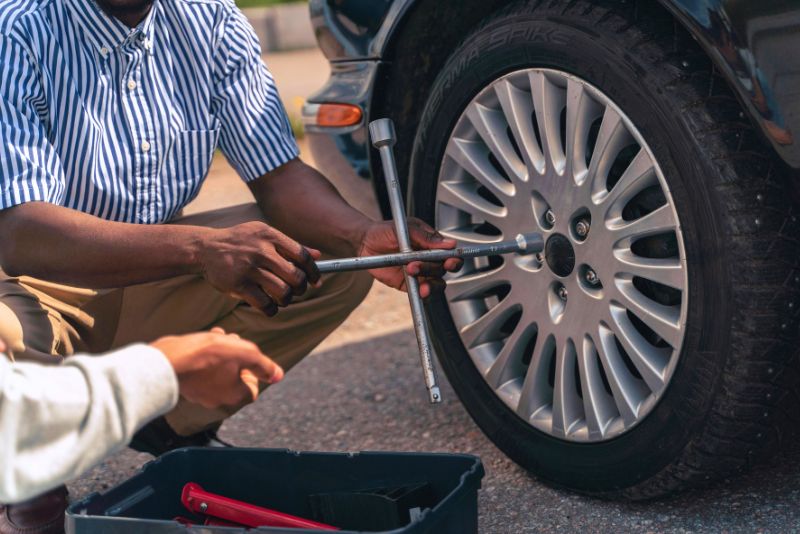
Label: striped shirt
xmin=0 ymin=0 xmax=298 ymax=224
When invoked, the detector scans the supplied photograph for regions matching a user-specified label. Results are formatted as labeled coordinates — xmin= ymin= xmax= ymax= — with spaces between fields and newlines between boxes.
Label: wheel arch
xmin=367 ymin=0 xmax=509 ymax=218
xmin=653 ymin=0 xmax=799 ymax=168
xmin=368 ymin=0 xmax=798 ymax=217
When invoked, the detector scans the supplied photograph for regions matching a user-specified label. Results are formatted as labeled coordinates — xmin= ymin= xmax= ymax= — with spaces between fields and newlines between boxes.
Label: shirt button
xmin=100 ymin=47 xmax=109 ymax=57
xmin=141 ymin=141 xmax=151 ymax=152
xmin=127 ymin=80 xmax=137 ymax=91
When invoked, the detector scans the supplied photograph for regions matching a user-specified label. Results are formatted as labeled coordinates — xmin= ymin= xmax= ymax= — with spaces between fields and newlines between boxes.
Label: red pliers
xmin=180 ymin=482 xmax=339 ymax=530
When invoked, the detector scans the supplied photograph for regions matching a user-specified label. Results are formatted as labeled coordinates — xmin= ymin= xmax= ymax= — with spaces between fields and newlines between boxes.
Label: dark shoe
xmin=0 ymin=486 xmax=67 ymax=534
xmin=129 ymin=416 xmax=234 ymax=456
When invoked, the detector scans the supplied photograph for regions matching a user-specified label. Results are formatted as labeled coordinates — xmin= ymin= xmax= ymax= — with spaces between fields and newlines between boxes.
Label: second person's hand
xmin=151 ymin=329 xmax=284 ymax=410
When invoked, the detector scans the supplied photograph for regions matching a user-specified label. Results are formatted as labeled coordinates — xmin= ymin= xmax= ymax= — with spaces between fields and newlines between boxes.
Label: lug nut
xmin=575 ymin=219 xmax=590 ymax=238
xmin=544 ymin=209 xmax=556 ymax=226
xmin=585 ymin=268 xmax=599 ymax=285
xmin=558 ymin=286 xmax=568 ymax=301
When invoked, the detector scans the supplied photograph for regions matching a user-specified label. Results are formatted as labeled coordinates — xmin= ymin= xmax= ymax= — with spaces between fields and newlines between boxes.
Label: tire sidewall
xmin=410 ymin=10 xmax=731 ymax=492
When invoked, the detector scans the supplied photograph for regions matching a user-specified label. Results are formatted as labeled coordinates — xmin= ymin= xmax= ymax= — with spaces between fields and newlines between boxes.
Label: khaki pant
xmin=0 ymin=204 xmax=373 ymax=435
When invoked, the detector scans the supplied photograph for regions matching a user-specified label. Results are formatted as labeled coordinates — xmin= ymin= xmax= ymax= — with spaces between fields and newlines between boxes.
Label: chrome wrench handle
xmin=316 ymin=233 xmax=542 ymax=273
xmin=369 ymin=118 xmax=442 ymax=404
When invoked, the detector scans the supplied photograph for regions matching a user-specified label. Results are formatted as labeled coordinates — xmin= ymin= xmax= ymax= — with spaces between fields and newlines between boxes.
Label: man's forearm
xmin=249 ymin=159 xmax=373 ymax=257
xmin=0 ymin=345 xmax=178 ymax=503
xmin=0 ymin=202 xmax=208 ymax=288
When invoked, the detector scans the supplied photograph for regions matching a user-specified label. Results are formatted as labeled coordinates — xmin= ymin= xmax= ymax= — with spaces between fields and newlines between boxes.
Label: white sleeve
xmin=0 ymin=344 xmax=179 ymax=503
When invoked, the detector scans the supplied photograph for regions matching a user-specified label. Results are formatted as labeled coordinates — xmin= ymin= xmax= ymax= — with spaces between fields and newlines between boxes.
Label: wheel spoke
xmin=437 ymin=181 xmax=507 ymax=225
xmin=613 ymin=250 xmax=685 ymax=290
xmin=587 ymin=106 xmax=632 ymax=194
xmin=576 ymin=335 xmax=618 ymax=440
xmin=530 ymin=71 xmax=566 ymax=174
xmin=609 ymin=204 xmax=676 ymax=242
xmin=516 ymin=330 xmax=555 ymax=420
xmin=485 ymin=318 xmax=536 ymax=388
xmin=439 ymin=227 xmax=503 ymax=245
xmin=494 ymin=78 xmax=544 ymax=175
xmin=446 ymin=263 xmax=509 ymax=302
xmin=551 ymin=339 xmax=583 ymax=437
xmin=446 ymin=137 xmax=515 ymax=198
xmin=465 ymin=102 xmax=527 ymax=182
xmin=595 ymin=148 xmax=656 ymax=208
xmin=596 ymin=324 xmax=647 ymax=425
xmin=613 ymin=278 xmax=683 ymax=347
xmin=459 ymin=295 xmax=521 ymax=349
xmin=566 ymin=78 xmax=602 ymax=185
xmin=609 ymin=305 xmax=669 ymax=391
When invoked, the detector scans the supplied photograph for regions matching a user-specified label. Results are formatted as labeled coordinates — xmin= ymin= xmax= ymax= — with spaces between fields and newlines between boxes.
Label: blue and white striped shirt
xmin=0 ymin=0 xmax=298 ymax=224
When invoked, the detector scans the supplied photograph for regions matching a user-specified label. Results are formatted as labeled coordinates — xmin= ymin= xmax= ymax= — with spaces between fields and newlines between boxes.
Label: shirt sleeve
xmin=212 ymin=6 xmax=300 ymax=182
xmin=0 ymin=34 xmax=65 ymax=210
xmin=0 ymin=345 xmax=179 ymax=503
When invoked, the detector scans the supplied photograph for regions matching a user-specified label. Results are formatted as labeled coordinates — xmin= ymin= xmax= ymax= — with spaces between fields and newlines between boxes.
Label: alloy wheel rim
xmin=435 ymin=68 xmax=688 ymax=442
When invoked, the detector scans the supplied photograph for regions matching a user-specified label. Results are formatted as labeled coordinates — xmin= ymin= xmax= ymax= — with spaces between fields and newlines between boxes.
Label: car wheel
xmin=409 ymin=0 xmax=800 ymax=498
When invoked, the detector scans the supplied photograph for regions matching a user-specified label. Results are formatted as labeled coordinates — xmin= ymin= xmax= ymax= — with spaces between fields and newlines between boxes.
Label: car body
xmin=304 ymin=0 xmax=800 ymax=220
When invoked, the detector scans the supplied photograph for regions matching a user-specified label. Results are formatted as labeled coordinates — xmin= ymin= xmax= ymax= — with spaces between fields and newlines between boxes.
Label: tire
xmin=409 ymin=0 xmax=800 ymax=498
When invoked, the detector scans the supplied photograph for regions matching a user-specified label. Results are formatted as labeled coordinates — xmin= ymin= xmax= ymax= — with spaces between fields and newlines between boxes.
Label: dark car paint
xmin=306 ymin=0 xmax=800 ymax=214
xmin=660 ymin=0 xmax=800 ymax=167
xmin=309 ymin=0 xmax=394 ymax=59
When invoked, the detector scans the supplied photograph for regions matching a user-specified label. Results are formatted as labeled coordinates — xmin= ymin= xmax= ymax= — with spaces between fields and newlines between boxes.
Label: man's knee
xmin=0 ymin=279 xmax=59 ymax=360
xmin=0 ymin=302 xmax=25 ymax=357
xmin=338 ymin=270 xmax=373 ymax=313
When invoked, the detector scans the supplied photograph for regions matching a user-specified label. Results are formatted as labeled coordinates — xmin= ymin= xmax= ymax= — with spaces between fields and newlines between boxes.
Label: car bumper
xmin=303 ymin=60 xmax=382 ymax=220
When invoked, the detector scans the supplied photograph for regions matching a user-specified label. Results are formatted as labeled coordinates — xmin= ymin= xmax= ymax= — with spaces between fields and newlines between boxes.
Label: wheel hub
xmin=544 ymin=234 xmax=575 ymax=277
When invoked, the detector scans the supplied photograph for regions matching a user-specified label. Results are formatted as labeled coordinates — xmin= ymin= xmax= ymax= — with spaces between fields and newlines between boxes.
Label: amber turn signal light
xmin=316 ymin=103 xmax=363 ymax=127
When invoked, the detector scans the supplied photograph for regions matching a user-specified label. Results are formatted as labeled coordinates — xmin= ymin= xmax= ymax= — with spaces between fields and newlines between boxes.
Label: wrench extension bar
xmin=317 ymin=233 xmax=543 ymax=274
xmin=369 ymin=118 xmax=442 ymax=403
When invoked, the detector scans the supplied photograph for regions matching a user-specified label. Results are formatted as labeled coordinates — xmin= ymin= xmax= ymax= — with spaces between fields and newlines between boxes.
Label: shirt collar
xmin=65 ymin=0 xmax=159 ymax=56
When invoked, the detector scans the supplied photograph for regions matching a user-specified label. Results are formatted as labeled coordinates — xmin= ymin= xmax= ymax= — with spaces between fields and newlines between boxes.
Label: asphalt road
xmin=68 ymin=48 xmax=800 ymax=533
xmin=69 ymin=282 xmax=800 ymax=533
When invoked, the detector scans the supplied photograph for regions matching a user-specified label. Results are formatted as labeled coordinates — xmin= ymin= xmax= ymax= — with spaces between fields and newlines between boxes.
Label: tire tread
xmin=595 ymin=0 xmax=800 ymax=498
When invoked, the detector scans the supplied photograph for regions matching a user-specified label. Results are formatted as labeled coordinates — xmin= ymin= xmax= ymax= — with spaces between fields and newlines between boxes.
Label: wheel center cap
xmin=545 ymin=234 xmax=576 ymax=277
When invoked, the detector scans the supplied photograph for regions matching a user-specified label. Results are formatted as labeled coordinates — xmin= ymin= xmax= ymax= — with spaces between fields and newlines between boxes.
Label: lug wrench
xmin=318 ymin=118 xmax=544 ymax=404
xmin=367 ymin=118 xmax=443 ymax=403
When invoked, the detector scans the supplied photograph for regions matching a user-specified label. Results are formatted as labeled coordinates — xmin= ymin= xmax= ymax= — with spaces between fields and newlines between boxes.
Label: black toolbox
xmin=66 ymin=448 xmax=484 ymax=533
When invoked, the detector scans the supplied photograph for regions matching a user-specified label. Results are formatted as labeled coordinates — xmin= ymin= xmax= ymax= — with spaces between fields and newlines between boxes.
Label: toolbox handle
xmin=181 ymin=482 xmax=339 ymax=531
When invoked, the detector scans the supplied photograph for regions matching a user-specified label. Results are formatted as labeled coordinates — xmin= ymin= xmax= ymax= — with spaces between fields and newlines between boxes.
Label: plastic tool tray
xmin=66 ymin=448 xmax=484 ymax=534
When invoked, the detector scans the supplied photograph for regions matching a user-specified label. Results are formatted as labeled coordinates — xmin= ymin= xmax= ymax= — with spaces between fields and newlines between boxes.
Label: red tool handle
xmin=181 ymin=482 xmax=339 ymax=531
